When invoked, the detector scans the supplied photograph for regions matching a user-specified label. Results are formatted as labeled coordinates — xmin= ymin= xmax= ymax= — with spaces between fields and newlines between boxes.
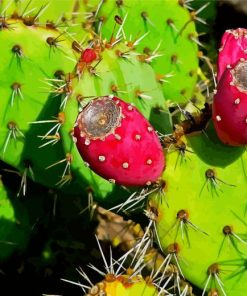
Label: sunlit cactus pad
xmin=83 ymin=0 xmax=200 ymax=103
xmin=149 ymin=123 xmax=247 ymax=295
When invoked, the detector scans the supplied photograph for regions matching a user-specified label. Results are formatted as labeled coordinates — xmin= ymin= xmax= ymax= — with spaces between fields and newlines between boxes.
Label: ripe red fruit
xmin=73 ymin=96 xmax=165 ymax=186
xmin=217 ymin=28 xmax=247 ymax=82
xmin=81 ymin=48 xmax=97 ymax=63
xmin=213 ymin=59 xmax=247 ymax=146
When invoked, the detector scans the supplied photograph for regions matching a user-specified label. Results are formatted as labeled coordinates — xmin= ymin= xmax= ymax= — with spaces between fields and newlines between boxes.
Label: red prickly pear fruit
xmin=81 ymin=48 xmax=97 ymax=63
xmin=213 ymin=59 xmax=247 ymax=146
xmin=73 ymin=96 xmax=165 ymax=186
xmin=217 ymin=28 xmax=247 ymax=82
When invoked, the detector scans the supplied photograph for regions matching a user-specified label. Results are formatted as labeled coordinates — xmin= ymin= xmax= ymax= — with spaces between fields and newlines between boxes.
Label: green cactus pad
xmin=0 ymin=19 xmax=76 ymax=189
xmin=1 ymin=0 xmax=88 ymax=44
xmin=2 ymin=0 xmax=83 ymax=26
xmin=83 ymin=0 xmax=199 ymax=103
xmin=0 ymin=177 xmax=30 ymax=261
xmin=149 ymin=122 xmax=247 ymax=295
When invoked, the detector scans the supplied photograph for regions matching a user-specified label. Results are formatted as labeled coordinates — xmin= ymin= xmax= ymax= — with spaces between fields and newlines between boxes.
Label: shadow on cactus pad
xmin=188 ymin=121 xmax=244 ymax=167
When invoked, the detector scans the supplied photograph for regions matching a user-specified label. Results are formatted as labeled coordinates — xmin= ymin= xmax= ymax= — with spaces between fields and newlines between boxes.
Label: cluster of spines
xmin=62 ymin=235 xmax=192 ymax=296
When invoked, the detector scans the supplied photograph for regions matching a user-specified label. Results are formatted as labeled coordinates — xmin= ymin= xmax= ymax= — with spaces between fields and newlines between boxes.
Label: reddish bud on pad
xmin=81 ymin=48 xmax=97 ymax=63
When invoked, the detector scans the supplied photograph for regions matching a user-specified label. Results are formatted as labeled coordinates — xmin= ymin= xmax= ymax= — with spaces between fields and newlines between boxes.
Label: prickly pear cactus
xmin=0 ymin=177 xmax=30 ymax=261
xmin=0 ymin=10 xmax=171 ymax=200
xmin=149 ymin=122 xmax=247 ymax=295
xmin=3 ymin=1 xmax=246 ymax=296
xmin=83 ymin=0 xmax=200 ymax=103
